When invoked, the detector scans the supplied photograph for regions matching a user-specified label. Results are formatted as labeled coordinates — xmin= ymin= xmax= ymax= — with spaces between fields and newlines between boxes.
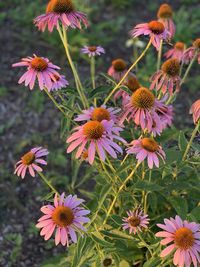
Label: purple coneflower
xmin=108 ymin=58 xmax=127 ymax=81
xmin=50 ymin=74 xmax=69 ymax=91
xmin=157 ymin=3 xmax=175 ymax=39
xmin=14 ymin=147 xmax=49 ymax=179
xmin=130 ymin=20 xmax=169 ymax=51
xmin=156 ymin=215 xmax=200 ymax=267
xmin=36 ymin=193 xmax=90 ymax=246
xmin=81 ymin=46 xmax=105 ymax=57
xmin=127 ymin=137 xmax=165 ymax=169
xmin=190 ymin=99 xmax=200 ymax=124
xmin=183 ymin=38 xmax=200 ymax=65
xmin=12 ymin=54 xmax=61 ymax=91
xmin=34 ymin=0 xmax=88 ymax=32
xmin=165 ymin=42 xmax=186 ymax=62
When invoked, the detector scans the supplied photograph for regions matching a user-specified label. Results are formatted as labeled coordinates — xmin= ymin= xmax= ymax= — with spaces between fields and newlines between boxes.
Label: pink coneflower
xmin=130 ymin=20 xmax=169 ymax=51
xmin=156 ymin=215 xmax=200 ymax=267
xmin=150 ymin=58 xmax=181 ymax=95
xmin=12 ymin=54 xmax=61 ymax=91
xmin=190 ymin=99 xmax=200 ymax=124
xmin=183 ymin=38 xmax=200 ymax=65
xmin=114 ymin=74 xmax=141 ymax=105
xmin=157 ymin=4 xmax=175 ymax=39
xmin=122 ymin=209 xmax=149 ymax=235
xmin=120 ymin=87 xmax=162 ymax=132
xmin=34 ymin=0 xmax=88 ymax=32
xmin=36 ymin=193 xmax=90 ymax=246
xmin=74 ymin=105 xmax=120 ymax=124
xmin=108 ymin=59 xmax=127 ymax=81
xmin=81 ymin=46 xmax=105 ymax=57
xmin=165 ymin=42 xmax=186 ymax=62
xmin=66 ymin=120 xmax=126 ymax=164
xmin=127 ymin=137 xmax=165 ymax=169
xmin=14 ymin=147 xmax=49 ymax=179
xmin=50 ymin=74 xmax=69 ymax=91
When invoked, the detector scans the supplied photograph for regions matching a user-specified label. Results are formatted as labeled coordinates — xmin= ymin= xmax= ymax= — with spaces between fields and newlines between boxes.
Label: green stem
xmin=44 ymin=88 xmax=69 ymax=118
xmin=90 ymin=56 xmax=96 ymax=89
xmin=102 ymin=163 xmax=140 ymax=225
xmin=103 ymin=40 xmax=151 ymax=104
xmin=182 ymin=121 xmax=200 ymax=161
xmin=157 ymin=40 xmax=163 ymax=71
xmin=137 ymin=232 xmax=153 ymax=256
xmin=38 ymin=172 xmax=59 ymax=195
xmin=181 ymin=52 xmax=197 ymax=85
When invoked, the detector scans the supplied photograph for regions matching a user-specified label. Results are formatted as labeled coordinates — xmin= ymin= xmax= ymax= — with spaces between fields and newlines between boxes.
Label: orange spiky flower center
xmin=162 ymin=58 xmax=180 ymax=77
xmin=174 ymin=227 xmax=195 ymax=250
xmin=125 ymin=76 xmax=140 ymax=92
xmin=46 ymin=0 xmax=74 ymax=14
xmin=112 ymin=59 xmax=127 ymax=72
xmin=91 ymin=108 xmax=111 ymax=122
xmin=52 ymin=206 xmax=74 ymax=227
xmin=141 ymin=138 xmax=159 ymax=152
xmin=88 ymin=46 xmax=97 ymax=52
xmin=193 ymin=38 xmax=200 ymax=49
xmin=128 ymin=216 xmax=141 ymax=227
xmin=175 ymin=42 xmax=185 ymax=51
xmin=83 ymin=121 xmax=104 ymax=139
xmin=148 ymin=21 xmax=165 ymax=34
xmin=21 ymin=151 xmax=35 ymax=165
xmin=31 ymin=57 xmax=48 ymax=71
xmin=131 ymin=87 xmax=155 ymax=109
xmin=157 ymin=3 xmax=173 ymax=19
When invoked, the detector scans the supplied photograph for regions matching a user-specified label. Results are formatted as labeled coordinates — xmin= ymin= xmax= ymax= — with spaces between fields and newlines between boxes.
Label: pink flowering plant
xmin=11 ymin=1 xmax=200 ymax=266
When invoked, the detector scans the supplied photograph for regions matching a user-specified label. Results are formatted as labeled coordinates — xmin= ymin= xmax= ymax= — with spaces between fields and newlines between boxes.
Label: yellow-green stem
xmin=103 ymin=40 xmax=151 ymax=104
xmin=182 ymin=121 xmax=200 ymax=161
xmin=38 ymin=172 xmax=59 ymax=195
xmin=157 ymin=40 xmax=163 ymax=71
xmin=181 ymin=52 xmax=197 ymax=85
xmin=91 ymin=56 xmax=96 ymax=89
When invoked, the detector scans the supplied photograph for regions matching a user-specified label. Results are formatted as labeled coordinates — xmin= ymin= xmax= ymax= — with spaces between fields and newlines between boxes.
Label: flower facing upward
xmin=108 ymin=59 xmax=127 ymax=81
xmin=150 ymin=58 xmax=181 ymax=95
xmin=14 ymin=147 xmax=49 ymax=178
xmin=114 ymin=74 xmax=141 ymax=105
xmin=74 ymin=105 xmax=120 ymax=124
xmin=66 ymin=120 xmax=126 ymax=164
xmin=157 ymin=4 xmax=175 ymax=38
xmin=183 ymin=38 xmax=200 ymax=65
xmin=130 ymin=20 xmax=169 ymax=50
xmin=190 ymin=99 xmax=200 ymax=124
xmin=122 ymin=209 xmax=149 ymax=235
xmin=156 ymin=216 xmax=200 ymax=267
xmin=165 ymin=42 xmax=186 ymax=62
xmin=34 ymin=0 xmax=88 ymax=32
xmin=127 ymin=138 xmax=165 ymax=169
xmin=120 ymin=87 xmax=162 ymax=133
xmin=12 ymin=55 xmax=61 ymax=91
xmin=49 ymin=75 xmax=69 ymax=91
xmin=36 ymin=193 xmax=90 ymax=246
xmin=81 ymin=46 xmax=105 ymax=57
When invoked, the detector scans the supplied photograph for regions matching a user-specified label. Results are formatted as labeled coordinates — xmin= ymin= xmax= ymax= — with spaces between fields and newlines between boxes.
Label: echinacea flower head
xmin=120 ymin=87 xmax=162 ymax=132
xmin=183 ymin=38 xmax=200 ymax=65
xmin=156 ymin=215 xmax=200 ymax=267
xmin=34 ymin=0 xmax=88 ymax=32
xmin=165 ymin=42 xmax=186 ymax=62
xmin=130 ymin=20 xmax=169 ymax=51
xmin=114 ymin=74 xmax=141 ymax=105
xmin=36 ymin=193 xmax=90 ymax=246
xmin=12 ymin=54 xmax=61 ymax=91
xmin=127 ymin=137 xmax=165 ymax=169
xmin=190 ymin=99 xmax=200 ymax=124
xmin=150 ymin=58 xmax=181 ymax=95
xmin=81 ymin=46 xmax=105 ymax=57
xmin=108 ymin=58 xmax=127 ymax=81
xmin=49 ymin=74 xmax=69 ymax=91
xmin=122 ymin=209 xmax=149 ymax=235
xmin=14 ymin=147 xmax=49 ymax=179
xmin=157 ymin=3 xmax=175 ymax=38
xmin=67 ymin=120 xmax=126 ymax=164
xmin=74 ymin=105 xmax=120 ymax=124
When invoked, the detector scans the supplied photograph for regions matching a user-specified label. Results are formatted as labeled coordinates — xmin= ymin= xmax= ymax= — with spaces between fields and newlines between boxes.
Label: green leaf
xmin=134 ymin=180 xmax=163 ymax=192
xmin=188 ymin=206 xmax=200 ymax=221
xmin=168 ymin=196 xmax=188 ymax=218
xmin=89 ymin=85 xmax=113 ymax=98
xmin=178 ymin=131 xmax=188 ymax=152
xmin=143 ymin=258 xmax=161 ymax=267
xmin=90 ymin=232 xmax=114 ymax=248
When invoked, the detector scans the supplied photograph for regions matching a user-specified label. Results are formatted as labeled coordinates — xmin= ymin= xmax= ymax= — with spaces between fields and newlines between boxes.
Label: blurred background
xmin=0 ymin=0 xmax=200 ymax=266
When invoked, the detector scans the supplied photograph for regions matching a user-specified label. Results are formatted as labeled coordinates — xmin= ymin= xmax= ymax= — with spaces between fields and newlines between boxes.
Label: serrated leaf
xmin=167 ymin=196 xmax=188 ymax=218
